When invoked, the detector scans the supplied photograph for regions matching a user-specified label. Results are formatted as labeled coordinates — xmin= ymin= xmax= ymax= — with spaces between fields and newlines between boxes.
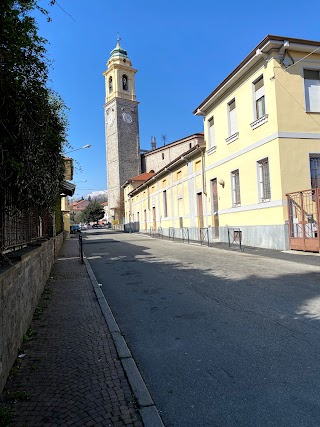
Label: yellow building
xmin=123 ymin=145 xmax=206 ymax=240
xmin=60 ymin=157 xmax=75 ymax=239
xmin=193 ymin=35 xmax=320 ymax=251
xmin=123 ymin=35 xmax=320 ymax=251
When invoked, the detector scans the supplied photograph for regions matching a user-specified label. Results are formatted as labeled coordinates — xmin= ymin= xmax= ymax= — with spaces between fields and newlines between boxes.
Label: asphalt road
xmin=84 ymin=229 xmax=320 ymax=427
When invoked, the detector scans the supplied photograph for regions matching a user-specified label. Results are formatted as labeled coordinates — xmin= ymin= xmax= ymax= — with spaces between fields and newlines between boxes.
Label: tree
xmin=0 ymin=0 xmax=68 ymax=211
xmin=79 ymin=201 xmax=104 ymax=224
xmin=114 ymin=192 xmax=124 ymax=222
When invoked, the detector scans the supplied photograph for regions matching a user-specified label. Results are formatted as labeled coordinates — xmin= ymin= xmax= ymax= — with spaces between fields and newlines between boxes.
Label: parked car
xmin=70 ymin=224 xmax=81 ymax=234
xmin=92 ymin=224 xmax=103 ymax=229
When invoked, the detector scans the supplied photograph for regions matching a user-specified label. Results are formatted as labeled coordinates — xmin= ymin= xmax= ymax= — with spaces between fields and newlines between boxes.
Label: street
xmin=84 ymin=229 xmax=320 ymax=427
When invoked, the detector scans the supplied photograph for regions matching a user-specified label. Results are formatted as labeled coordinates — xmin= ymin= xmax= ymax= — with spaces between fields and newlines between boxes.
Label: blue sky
xmin=35 ymin=0 xmax=320 ymax=199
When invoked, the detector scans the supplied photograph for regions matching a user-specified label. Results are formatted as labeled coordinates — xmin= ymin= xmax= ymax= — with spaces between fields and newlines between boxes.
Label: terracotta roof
xmin=131 ymin=172 xmax=155 ymax=181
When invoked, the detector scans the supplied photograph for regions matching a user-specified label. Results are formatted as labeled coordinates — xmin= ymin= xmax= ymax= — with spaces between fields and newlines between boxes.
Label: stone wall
xmin=0 ymin=233 xmax=64 ymax=393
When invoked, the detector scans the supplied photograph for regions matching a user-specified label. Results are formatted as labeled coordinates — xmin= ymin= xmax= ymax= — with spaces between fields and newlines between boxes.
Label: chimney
xmin=151 ymin=136 xmax=157 ymax=150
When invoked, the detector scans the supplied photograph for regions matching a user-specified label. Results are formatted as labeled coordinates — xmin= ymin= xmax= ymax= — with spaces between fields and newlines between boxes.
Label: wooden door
xmin=197 ymin=193 xmax=204 ymax=229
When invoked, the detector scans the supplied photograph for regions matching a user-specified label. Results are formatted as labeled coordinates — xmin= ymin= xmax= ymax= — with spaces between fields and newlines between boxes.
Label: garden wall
xmin=0 ymin=233 xmax=64 ymax=393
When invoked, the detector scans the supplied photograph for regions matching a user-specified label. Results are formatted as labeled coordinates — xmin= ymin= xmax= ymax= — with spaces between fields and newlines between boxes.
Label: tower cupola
xmin=103 ymin=37 xmax=137 ymax=103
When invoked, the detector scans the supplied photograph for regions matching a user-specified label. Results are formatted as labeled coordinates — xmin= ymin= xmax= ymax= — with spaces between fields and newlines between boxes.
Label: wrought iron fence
xmin=0 ymin=189 xmax=54 ymax=254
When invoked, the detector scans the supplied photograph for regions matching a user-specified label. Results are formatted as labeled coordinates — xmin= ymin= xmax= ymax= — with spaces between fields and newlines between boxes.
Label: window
xmin=109 ymin=76 xmax=113 ymax=93
xmin=310 ymin=154 xmax=320 ymax=188
xmin=304 ymin=69 xmax=320 ymax=112
xmin=163 ymin=190 xmax=168 ymax=217
xmin=231 ymin=169 xmax=241 ymax=207
xmin=122 ymin=74 xmax=128 ymax=91
xmin=207 ymin=116 xmax=215 ymax=149
xmin=258 ymin=158 xmax=271 ymax=202
xmin=162 ymin=153 xmax=164 ymax=160
xmin=254 ymin=76 xmax=265 ymax=119
xmin=228 ymin=99 xmax=237 ymax=136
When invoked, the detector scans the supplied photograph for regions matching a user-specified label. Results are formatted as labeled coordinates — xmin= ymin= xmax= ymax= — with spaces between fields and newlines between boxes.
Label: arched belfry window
xmin=122 ymin=74 xmax=128 ymax=91
xmin=109 ymin=76 xmax=113 ymax=93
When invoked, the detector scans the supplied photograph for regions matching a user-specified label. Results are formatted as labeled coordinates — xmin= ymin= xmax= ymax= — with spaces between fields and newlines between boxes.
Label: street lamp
xmin=64 ymin=144 xmax=91 ymax=154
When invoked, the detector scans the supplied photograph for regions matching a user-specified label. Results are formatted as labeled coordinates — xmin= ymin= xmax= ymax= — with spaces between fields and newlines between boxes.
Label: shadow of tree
xmin=84 ymin=231 xmax=320 ymax=427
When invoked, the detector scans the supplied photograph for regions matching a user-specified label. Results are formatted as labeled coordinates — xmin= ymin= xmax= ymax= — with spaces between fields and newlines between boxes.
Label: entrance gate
xmin=287 ymin=188 xmax=320 ymax=252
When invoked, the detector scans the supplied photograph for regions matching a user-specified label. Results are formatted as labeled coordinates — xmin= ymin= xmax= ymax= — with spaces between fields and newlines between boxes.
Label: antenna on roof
xmin=161 ymin=134 xmax=167 ymax=146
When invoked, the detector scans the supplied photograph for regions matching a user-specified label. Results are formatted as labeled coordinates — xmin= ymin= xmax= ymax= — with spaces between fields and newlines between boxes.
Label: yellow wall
xmin=126 ymin=154 xmax=203 ymax=231
xmin=274 ymin=51 xmax=320 ymax=133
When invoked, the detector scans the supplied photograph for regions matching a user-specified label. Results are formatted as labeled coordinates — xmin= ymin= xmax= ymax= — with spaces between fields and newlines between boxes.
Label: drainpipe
xmin=201 ymin=149 xmax=206 ymax=196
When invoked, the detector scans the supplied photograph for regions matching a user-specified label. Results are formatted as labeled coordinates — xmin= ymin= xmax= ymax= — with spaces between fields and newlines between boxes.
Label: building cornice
xmin=129 ymin=144 xmax=205 ymax=197
xmin=194 ymin=35 xmax=320 ymax=115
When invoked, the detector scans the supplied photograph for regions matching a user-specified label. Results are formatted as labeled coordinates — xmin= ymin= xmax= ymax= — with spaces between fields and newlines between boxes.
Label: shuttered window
xmin=231 ymin=169 xmax=241 ymax=207
xmin=304 ymin=69 xmax=320 ymax=112
xmin=228 ymin=99 xmax=237 ymax=136
xmin=207 ymin=116 xmax=215 ymax=148
xmin=254 ymin=76 xmax=265 ymax=119
xmin=163 ymin=190 xmax=168 ymax=217
xmin=258 ymin=158 xmax=271 ymax=202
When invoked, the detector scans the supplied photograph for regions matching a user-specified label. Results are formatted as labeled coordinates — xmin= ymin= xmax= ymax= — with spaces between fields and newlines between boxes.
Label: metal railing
xmin=169 ymin=227 xmax=175 ymax=241
xmin=158 ymin=227 xmax=163 ymax=238
xmin=228 ymin=228 xmax=243 ymax=251
xmin=0 ymin=189 xmax=54 ymax=254
xmin=200 ymin=228 xmax=210 ymax=246
xmin=182 ymin=227 xmax=189 ymax=244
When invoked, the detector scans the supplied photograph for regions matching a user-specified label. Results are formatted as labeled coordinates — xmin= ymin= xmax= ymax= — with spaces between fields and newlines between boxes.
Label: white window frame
xmin=304 ymin=69 xmax=320 ymax=113
xmin=207 ymin=116 xmax=216 ymax=150
xmin=257 ymin=158 xmax=271 ymax=202
xmin=231 ymin=169 xmax=241 ymax=207
xmin=228 ymin=99 xmax=237 ymax=136
xmin=253 ymin=76 xmax=266 ymax=119
xmin=163 ymin=190 xmax=168 ymax=217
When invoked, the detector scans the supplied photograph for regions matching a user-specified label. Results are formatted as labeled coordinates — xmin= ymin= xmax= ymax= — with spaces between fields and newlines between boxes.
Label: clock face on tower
xmin=122 ymin=112 xmax=132 ymax=123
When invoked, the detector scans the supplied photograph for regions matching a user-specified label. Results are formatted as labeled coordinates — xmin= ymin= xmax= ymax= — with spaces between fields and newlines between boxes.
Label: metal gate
xmin=287 ymin=188 xmax=320 ymax=252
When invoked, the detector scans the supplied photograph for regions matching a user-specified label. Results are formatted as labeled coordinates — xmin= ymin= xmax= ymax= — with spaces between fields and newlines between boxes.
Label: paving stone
xmin=1 ymin=237 xmax=143 ymax=426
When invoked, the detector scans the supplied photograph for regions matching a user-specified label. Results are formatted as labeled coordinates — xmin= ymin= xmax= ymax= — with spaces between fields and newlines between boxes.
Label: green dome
xmin=110 ymin=40 xmax=128 ymax=58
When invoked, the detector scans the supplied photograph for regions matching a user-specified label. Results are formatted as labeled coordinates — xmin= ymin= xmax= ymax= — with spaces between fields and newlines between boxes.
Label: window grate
xmin=310 ymin=154 xmax=320 ymax=188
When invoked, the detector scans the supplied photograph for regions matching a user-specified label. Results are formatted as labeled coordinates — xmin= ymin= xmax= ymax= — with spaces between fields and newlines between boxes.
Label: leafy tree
xmin=0 ymin=0 xmax=68 ymax=211
xmin=79 ymin=200 xmax=104 ymax=224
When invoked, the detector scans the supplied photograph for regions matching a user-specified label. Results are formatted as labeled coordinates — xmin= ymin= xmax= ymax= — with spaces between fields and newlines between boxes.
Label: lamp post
xmin=64 ymin=144 xmax=91 ymax=155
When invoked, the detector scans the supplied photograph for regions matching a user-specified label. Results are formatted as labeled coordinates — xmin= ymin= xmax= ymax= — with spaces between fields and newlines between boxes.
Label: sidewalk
xmin=1 ymin=237 xmax=159 ymax=427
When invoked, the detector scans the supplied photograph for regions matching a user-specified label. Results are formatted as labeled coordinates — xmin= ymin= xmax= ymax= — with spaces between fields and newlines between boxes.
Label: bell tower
xmin=103 ymin=38 xmax=141 ymax=219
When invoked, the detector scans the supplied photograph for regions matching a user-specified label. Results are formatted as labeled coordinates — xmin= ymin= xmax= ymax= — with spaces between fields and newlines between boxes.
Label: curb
xmin=84 ymin=256 xmax=165 ymax=427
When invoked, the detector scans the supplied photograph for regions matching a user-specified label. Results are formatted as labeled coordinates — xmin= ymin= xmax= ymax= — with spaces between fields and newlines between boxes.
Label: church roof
xmin=122 ymin=172 xmax=155 ymax=189
xmin=131 ymin=172 xmax=155 ymax=181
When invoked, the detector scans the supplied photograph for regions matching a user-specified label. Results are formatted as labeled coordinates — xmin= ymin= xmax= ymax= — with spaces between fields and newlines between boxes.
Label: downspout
xmin=201 ymin=149 xmax=206 ymax=196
